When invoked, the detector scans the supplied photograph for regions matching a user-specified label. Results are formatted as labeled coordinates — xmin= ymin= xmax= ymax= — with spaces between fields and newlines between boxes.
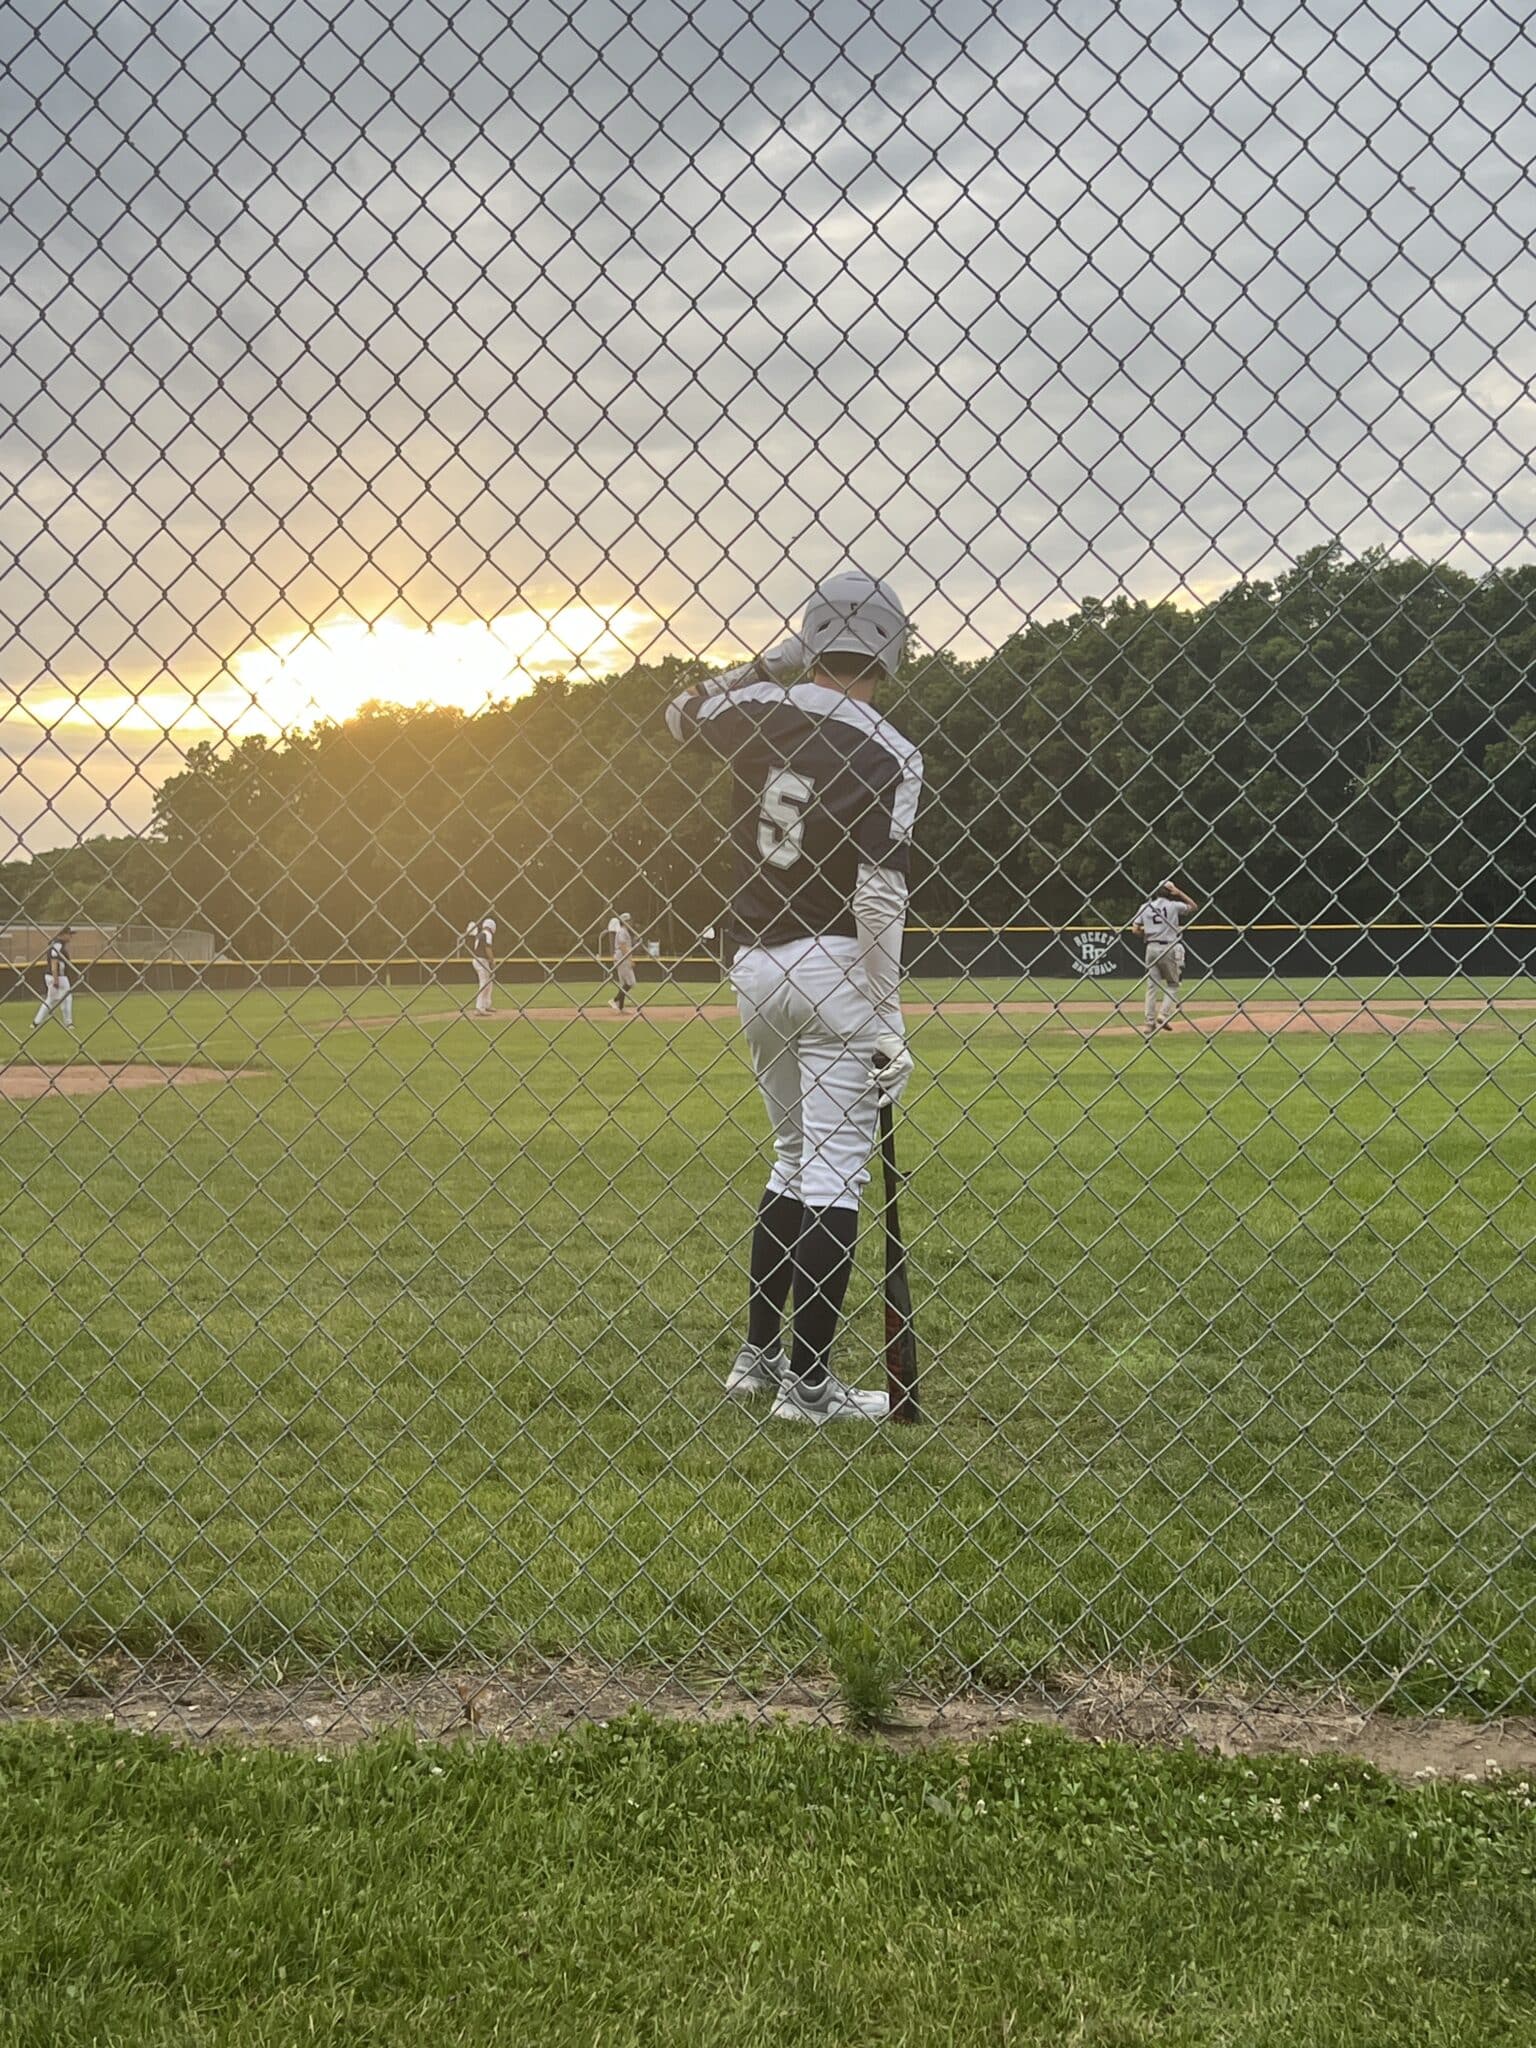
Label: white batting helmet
xmin=798 ymin=570 xmax=909 ymax=679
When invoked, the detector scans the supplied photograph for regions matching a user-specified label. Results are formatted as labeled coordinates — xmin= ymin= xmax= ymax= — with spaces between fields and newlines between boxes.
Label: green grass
xmin=2 ymin=982 xmax=1534 ymax=1710
xmin=1 ymin=1717 xmax=1534 ymax=2045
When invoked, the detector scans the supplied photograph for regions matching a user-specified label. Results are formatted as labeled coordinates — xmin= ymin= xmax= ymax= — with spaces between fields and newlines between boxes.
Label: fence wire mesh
xmin=2 ymin=0 xmax=1534 ymax=1743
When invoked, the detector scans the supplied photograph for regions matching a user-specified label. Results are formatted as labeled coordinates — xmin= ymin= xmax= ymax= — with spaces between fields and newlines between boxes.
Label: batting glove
xmin=758 ymin=635 xmax=805 ymax=681
xmin=871 ymin=1033 xmax=914 ymax=1106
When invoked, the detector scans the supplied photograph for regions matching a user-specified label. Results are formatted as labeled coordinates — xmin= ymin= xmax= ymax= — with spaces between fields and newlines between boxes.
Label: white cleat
xmin=770 ymin=1374 xmax=890 ymax=1425
xmin=724 ymin=1343 xmax=787 ymax=1397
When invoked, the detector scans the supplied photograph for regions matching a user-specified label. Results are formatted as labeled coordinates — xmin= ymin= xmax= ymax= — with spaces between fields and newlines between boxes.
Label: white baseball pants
xmin=472 ymin=958 xmax=494 ymax=1012
xmin=1145 ymin=942 xmax=1185 ymax=1024
xmin=731 ymin=936 xmax=881 ymax=1214
xmin=34 ymin=975 xmax=73 ymax=1028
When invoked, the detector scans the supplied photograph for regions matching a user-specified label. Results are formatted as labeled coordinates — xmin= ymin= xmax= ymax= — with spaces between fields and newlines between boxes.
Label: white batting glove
xmin=696 ymin=638 xmax=804 ymax=699
xmin=759 ymin=635 xmax=805 ymax=681
xmin=871 ymin=1033 xmax=914 ymax=1106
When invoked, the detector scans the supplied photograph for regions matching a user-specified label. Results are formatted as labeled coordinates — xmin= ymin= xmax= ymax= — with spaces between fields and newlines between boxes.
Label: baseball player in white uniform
xmin=608 ymin=913 xmax=640 ymax=1011
xmin=1132 ymin=882 xmax=1198 ymax=1033
xmin=665 ymin=571 xmax=921 ymax=1424
xmin=465 ymin=915 xmax=496 ymax=1014
xmin=33 ymin=928 xmax=75 ymax=1031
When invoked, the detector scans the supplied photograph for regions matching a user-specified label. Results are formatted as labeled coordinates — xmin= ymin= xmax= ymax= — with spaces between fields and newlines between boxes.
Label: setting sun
xmin=12 ymin=605 xmax=659 ymax=746
xmin=224 ymin=606 xmax=656 ymax=735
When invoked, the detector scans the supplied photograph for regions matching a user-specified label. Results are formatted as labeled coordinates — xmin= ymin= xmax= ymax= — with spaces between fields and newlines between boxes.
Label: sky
xmin=3 ymin=0 xmax=1534 ymax=851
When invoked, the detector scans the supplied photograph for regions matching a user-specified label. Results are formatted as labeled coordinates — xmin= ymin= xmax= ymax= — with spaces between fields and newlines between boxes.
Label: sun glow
xmin=225 ymin=607 xmax=654 ymax=733
xmin=14 ymin=606 xmax=657 ymax=741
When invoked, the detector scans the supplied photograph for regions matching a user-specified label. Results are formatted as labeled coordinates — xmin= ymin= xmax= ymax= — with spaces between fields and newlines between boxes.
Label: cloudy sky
xmin=3 ymin=0 xmax=1534 ymax=850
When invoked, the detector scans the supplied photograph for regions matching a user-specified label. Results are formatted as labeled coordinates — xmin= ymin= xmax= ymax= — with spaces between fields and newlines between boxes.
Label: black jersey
xmin=667 ymin=678 xmax=922 ymax=947
xmin=45 ymin=938 xmax=70 ymax=975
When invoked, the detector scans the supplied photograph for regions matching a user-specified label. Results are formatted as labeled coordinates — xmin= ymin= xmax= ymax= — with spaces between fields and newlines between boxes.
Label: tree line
xmin=3 ymin=544 xmax=1531 ymax=958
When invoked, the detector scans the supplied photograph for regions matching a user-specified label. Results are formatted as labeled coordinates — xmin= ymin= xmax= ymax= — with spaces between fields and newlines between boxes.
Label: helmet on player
xmin=798 ymin=570 xmax=909 ymax=680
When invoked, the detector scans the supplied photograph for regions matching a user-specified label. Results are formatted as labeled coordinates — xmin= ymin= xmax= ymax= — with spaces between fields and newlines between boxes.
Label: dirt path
xmin=323 ymin=997 xmax=1528 ymax=1035
xmin=1091 ymin=1006 xmax=1443 ymax=1038
xmin=0 ymin=1063 xmax=257 ymax=1102
xmin=6 ymin=1654 xmax=1533 ymax=1780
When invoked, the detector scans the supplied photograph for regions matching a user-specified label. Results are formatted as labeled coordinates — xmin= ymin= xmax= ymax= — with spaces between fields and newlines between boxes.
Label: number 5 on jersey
xmin=757 ymin=767 xmax=815 ymax=869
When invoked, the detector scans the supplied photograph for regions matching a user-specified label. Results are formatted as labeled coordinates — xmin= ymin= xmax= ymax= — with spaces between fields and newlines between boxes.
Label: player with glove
xmin=665 ymin=572 xmax=922 ymax=1424
xmin=1131 ymin=879 xmax=1198 ymax=1034
xmin=465 ymin=913 xmax=497 ymax=1015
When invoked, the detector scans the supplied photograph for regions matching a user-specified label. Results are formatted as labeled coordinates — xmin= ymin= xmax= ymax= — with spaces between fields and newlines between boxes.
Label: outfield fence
xmin=0 ymin=923 xmax=217 ymax=968
xmin=4 ymin=925 xmax=1534 ymax=1001
xmin=2 ymin=0 xmax=1534 ymax=1742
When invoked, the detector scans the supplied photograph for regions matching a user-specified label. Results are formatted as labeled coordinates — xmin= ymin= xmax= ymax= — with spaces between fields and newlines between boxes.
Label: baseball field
xmin=3 ymin=974 xmax=1533 ymax=1715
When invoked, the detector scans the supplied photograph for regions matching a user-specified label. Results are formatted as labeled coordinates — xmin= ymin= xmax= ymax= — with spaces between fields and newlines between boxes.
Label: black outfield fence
xmin=905 ymin=924 xmax=1536 ymax=984
xmin=5 ymin=925 xmax=1532 ymax=1003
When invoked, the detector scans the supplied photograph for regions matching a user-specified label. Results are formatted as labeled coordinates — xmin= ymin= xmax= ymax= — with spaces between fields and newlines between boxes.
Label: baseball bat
xmin=874 ymin=1061 xmax=921 ymax=1425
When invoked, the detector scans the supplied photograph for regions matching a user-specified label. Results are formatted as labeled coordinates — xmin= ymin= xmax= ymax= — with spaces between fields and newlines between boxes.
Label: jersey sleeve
xmin=853 ymin=861 xmax=908 ymax=1029
xmin=851 ymin=741 xmax=923 ymax=877
xmin=664 ymin=674 xmax=783 ymax=753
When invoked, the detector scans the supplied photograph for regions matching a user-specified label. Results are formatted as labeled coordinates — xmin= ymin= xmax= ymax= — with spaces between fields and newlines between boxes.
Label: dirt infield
xmin=0 ymin=1063 xmax=254 ymax=1102
xmin=1093 ymin=1005 xmax=1442 ymax=1038
xmin=326 ymin=997 xmax=1528 ymax=1036
xmin=1242 ymin=1006 xmax=1464 ymax=1035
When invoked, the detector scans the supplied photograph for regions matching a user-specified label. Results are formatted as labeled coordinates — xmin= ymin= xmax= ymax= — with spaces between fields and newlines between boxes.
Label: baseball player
xmin=465 ymin=914 xmax=496 ymax=1015
xmin=608 ymin=912 xmax=640 ymax=1011
xmin=664 ymin=571 xmax=921 ymax=1425
xmin=1132 ymin=880 xmax=1198 ymax=1033
xmin=32 ymin=927 xmax=75 ymax=1031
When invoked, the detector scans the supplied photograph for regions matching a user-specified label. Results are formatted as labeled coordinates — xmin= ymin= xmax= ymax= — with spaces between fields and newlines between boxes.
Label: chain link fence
xmin=2 ymin=0 xmax=1533 ymax=1743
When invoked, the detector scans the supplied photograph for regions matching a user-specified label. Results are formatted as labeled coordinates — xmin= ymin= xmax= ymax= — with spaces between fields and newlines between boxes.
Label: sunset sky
xmin=4 ymin=0 xmax=1534 ymax=850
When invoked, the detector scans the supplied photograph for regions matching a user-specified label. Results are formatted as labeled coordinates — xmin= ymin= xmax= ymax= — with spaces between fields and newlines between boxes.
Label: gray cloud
xmin=3 ymin=0 xmax=1534 ymax=844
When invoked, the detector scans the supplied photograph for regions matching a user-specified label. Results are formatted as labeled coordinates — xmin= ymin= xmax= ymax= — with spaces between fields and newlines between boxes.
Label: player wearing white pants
xmin=732 ymin=935 xmax=882 ymax=1214
xmin=666 ymin=571 xmax=922 ymax=1425
xmin=1133 ymin=882 xmax=1197 ymax=1033
xmin=465 ymin=915 xmax=496 ymax=1014
xmin=33 ymin=929 xmax=75 ymax=1031
xmin=609 ymin=913 xmax=639 ymax=1011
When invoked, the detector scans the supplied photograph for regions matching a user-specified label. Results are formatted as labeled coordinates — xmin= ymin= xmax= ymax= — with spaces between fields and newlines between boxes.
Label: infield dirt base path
xmin=0 ymin=1063 xmax=254 ymax=1102
xmin=326 ymin=997 xmax=1531 ymax=1036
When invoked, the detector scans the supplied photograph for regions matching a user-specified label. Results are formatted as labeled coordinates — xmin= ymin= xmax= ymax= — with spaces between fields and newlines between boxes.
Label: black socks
xmin=788 ymin=1205 xmax=859 ymax=1391
xmin=746 ymin=1190 xmax=805 ymax=1354
xmin=745 ymin=1192 xmax=860 ymax=1388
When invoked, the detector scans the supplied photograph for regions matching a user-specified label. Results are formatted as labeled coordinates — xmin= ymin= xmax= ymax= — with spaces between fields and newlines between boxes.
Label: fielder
xmin=665 ymin=571 xmax=921 ymax=1425
xmin=1132 ymin=880 xmax=1198 ymax=1033
xmin=608 ymin=912 xmax=640 ymax=1011
xmin=32 ymin=928 xmax=75 ymax=1031
xmin=465 ymin=914 xmax=496 ymax=1014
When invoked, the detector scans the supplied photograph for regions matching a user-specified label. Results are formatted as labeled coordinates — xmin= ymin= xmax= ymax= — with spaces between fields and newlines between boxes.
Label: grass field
xmin=2 ymin=976 xmax=1533 ymax=1713
xmin=3 ymin=1716 xmax=1535 ymax=2046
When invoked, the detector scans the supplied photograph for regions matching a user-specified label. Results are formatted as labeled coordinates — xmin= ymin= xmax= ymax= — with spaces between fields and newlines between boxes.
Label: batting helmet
xmin=798 ymin=570 xmax=909 ymax=680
